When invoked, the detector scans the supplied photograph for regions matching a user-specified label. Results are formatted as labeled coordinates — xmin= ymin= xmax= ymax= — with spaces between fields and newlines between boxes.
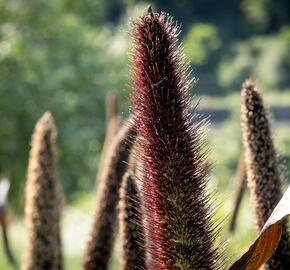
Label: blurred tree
xmin=279 ymin=26 xmax=290 ymax=65
xmin=218 ymin=33 xmax=290 ymax=92
xmin=241 ymin=0 xmax=290 ymax=33
xmin=184 ymin=23 xmax=221 ymax=66
xmin=0 ymin=0 xmax=129 ymax=210
xmin=183 ymin=23 xmax=222 ymax=95
xmin=64 ymin=0 xmax=126 ymax=25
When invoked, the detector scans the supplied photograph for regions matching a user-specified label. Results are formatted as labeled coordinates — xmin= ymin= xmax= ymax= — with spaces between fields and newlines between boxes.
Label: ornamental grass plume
xmin=118 ymin=170 xmax=147 ymax=270
xmin=22 ymin=112 xmax=64 ymax=270
xmin=241 ymin=79 xmax=290 ymax=269
xmin=82 ymin=119 xmax=137 ymax=270
xmin=105 ymin=91 xmax=119 ymax=141
xmin=131 ymin=8 xmax=220 ymax=270
xmin=97 ymin=91 xmax=120 ymax=183
xmin=229 ymin=152 xmax=247 ymax=232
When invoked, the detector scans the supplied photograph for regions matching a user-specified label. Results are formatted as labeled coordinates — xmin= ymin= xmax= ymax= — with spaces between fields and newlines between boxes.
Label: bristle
xmin=241 ymin=79 xmax=290 ymax=269
xmin=82 ymin=119 xmax=137 ymax=270
xmin=229 ymin=152 xmax=247 ymax=232
xmin=132 ymin=12 xmax=220 ymax=269
xmin=146 ymin=5 xmax=153 ymax=16
xmin=22 ymin=112 xmax=64 ymax=270
xmin=118 ymin=171 xmax=147 ymax=270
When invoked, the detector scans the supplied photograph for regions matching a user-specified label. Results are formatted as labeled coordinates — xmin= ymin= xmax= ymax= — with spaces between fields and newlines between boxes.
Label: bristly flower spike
xmin=22 ymin=112 xmax=64 ymax=270
xmin=241 ymin=79 xmax=290 ymax=269
xmin=132 ymin=9 xmax=221 ymax=270
xmin=118 ymin=170 xmax=147 ymax=270
xmin=82 ymin=119 xmax=137 ymax=270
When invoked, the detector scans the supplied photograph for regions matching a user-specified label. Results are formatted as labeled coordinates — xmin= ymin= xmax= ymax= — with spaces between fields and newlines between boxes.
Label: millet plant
xmin=118 ymin=170 xmax=147 ymax=270
xmin=131 ymin=8 xmax=221 ymax=270
xmin=82 ymin=119 xmax=137 ymax=270
xmin=22 ymin=112 xmax=64 ymax=270
xmin=241 ymin=80 xmax=290 ymax=269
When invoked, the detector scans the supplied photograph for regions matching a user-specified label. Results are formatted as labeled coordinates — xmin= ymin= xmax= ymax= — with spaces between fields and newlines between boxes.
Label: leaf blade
xmin=229 ymin=185 xmax=290 ymax=270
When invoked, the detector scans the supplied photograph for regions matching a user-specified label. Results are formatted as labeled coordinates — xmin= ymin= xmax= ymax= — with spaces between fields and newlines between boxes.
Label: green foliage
xmin=218 ymin=33 xmax=290 ymax=92
xmin=241 ymin=0 xmax=270 ymax=31
xmin=279 ymin=26 xmax=290 ymax=66
xmin=241 ymin=0 xmax=290 ymax=32
xmin=183 ymin=23 xmax=221 ymax=65
xmin=64 ymin=0 xmax=120 ymax=25
xmin=207 ymin=110 xmax=242 ymax=190
xmin=0 ymin=0 xmax=129 ymax=210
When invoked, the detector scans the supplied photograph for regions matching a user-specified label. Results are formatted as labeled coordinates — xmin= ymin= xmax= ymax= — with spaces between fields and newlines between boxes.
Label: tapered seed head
xmin=241 ymin=79 xmax=290 ymax=269
xmin=82 ymin=119 xmax=137 ymax=270
xmin=118 ymin=171 xmax=147 ymax=270
xmin=131 ymin=10 xmax=221 ymax=270
xmin=22 ymin=112 xmax=63 ymax=270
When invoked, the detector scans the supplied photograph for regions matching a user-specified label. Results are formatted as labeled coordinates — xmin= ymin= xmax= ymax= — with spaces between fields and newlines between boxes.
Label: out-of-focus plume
xmin=97 ymin=91 xmax=120 ymax=183
xmin=82 ymin=119 xmax=137 ymax=270
xmin=241 ymin=79 xmax=290 ymax=269
xmin=118 ymin=171 xmax=147 ymax=270
xmin=21 ymin=112 xmax=64 ymax=270
xmin=105 ymin=91 xmax=119 ymax=141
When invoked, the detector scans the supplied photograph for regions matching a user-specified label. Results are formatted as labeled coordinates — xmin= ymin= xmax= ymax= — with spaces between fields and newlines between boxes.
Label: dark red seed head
xmin=131 ymin=10 xmax=220 ymax=270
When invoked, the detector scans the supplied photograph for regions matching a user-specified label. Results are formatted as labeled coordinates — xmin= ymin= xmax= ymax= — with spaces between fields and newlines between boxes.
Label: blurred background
xmin=0 ymin=0 xmax=290 ymax=269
